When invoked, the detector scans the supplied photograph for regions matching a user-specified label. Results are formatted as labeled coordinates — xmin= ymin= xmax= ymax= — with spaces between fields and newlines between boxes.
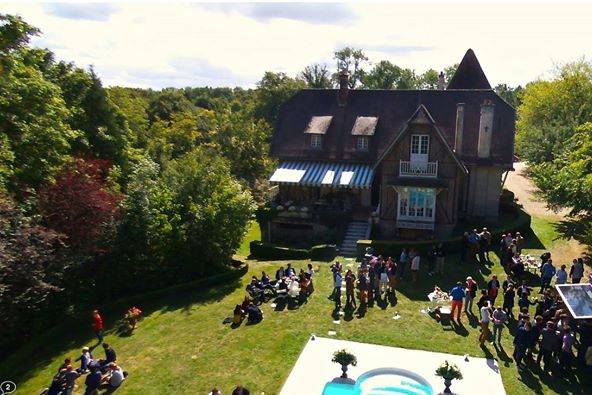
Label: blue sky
xmin=2 ymin=1 xmax=592 ymax=89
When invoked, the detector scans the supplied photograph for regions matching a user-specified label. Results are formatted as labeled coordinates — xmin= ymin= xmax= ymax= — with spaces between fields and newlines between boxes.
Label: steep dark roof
xmin=447 ymin=49 xmax=492 ymax=90
xmin=271 ymin=89 xmax=515 ymax=166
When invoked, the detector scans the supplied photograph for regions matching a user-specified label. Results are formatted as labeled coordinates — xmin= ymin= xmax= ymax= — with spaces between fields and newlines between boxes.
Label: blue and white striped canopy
xmin=269 ymin=161 xmax=374 ymax=189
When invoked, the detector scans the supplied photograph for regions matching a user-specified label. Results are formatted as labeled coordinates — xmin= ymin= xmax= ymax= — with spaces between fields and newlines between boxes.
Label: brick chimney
xmin=338 ymin=70 xmax=349 ymax=107
xmin=437 ymin=71 xmax=445 ymax=90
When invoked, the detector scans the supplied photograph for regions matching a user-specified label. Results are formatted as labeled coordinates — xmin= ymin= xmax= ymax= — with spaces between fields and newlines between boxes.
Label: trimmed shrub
xmin=310 ymin=244 xmax=338 ymax=261
xmin=249 ymin=241 xmax=309 ymax=260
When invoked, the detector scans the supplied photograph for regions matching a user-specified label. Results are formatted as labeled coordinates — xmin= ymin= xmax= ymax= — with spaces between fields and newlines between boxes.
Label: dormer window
xmin=351 ymin=116 xmax=377 ymax=151
xmin=357 ymin=136 xmax=369 ymax=151
xmin=304 ymin=116 xmax=331 ymax=150
xmin=310 ymin=134 xmax=323 ymax=149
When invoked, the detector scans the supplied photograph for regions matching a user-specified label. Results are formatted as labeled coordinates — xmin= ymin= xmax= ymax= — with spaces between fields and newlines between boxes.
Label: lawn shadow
xmin=1 ymin=274 xmax=245 ymax=386
xmin=493 ymin=342 xmax=513 ymax=367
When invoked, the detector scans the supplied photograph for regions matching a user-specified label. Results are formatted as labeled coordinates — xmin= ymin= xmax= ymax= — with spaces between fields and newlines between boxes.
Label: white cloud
xmin=1 ymin=1 xmax=591 ymax=88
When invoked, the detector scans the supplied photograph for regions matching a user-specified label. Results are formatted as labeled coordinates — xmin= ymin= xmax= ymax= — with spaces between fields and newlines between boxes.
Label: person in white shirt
xmin=103 ymin=363 xmax=125 ymax=388
xmin=479 ymin=302 xmax=492 ymax=345
xmin=410 ymin=252 xmax=420 ymax=284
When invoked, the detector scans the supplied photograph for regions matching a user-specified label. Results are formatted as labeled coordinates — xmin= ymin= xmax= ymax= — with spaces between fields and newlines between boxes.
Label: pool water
xmin=322 ymin=368 xmax=433 ymax=395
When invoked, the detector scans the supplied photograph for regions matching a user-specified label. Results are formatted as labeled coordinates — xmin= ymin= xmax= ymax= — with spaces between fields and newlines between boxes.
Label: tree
xmin=146 ymin=109 xmax=218 ymax=165
xmin=494 ymin=84 xmax=523 ymax=108
xmin=0 ymin=195 xmax=70 ymax=354
xmin=361 ymin=60 xmax=417 ymax=89
xmin=300 ymin=63 xmax=333 ymax=88
xmin=216 ymin=109 xmax=274 ymax=191
xmin=107 ymin=87 xmax=151 ymax=148
xmin=418 ymin=68 xmax=440 ymax=89
xmin=529 ymin=122 xmax=592 ymax=216
xmin=333 ymin=47 xmax=368 ymax=88
xmin=254 ymin=71 xmax=305 ymax=125
xmin=163 ymin=148 xmax=255 ymax=276
xmin=444 ymin=64 xmax=459 ymax=86
xmin=0 ymin=29 xmax=78 ymax=189
xmin=38 ymin=158 xmax=120 ymax=254
xmin=0 ymin=14 xmax=39 ymax=55
xmin=516 ymin=60 xmax=592 ymax=164
xmin=146 ymin=88 xmax=195 ymax=123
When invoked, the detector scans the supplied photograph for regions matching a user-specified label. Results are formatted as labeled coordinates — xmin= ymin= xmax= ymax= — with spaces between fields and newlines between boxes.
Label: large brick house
xmin=268 ymin=49 xmax=515 ymax=250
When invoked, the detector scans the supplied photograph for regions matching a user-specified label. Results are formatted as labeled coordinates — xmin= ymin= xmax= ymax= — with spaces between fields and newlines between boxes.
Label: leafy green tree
xmin=146 ymin=109 xmax=218 ymax=165
xmin=333 ymin=47 xmax=368 ymax=88
xmin=147 ymin=88 xmax=195 ymax=123
xmin=418 ymin=68 xmax=440 ymax=89
xmin=108 ymin=158 xmax=180 ymax=291
xmin=361 ymin=60 xmax=417 ymax=89
xmin=163 ymin=148 xmax=254 ymax=275
xmin=107 ymin=87 xmax=151 ymax=148
xmin=254 ymin=71 xmax=306 ymax=125
xmin=494 ymin=84 xmax=523 ymax=108
xmin=444 ymin=64 xmax=459 ymax=86
xmin=216 ymin=109 xmax=274 ymax=190
xmin=516 ymin=60 xmax=592 ymax=164
xmin=0 ymin=16 xmax=77 ymax=189
xmin=300 ymin=63 xmax=333 ymax=88
xmin=529 ymin=122 xmax=592 ymax=216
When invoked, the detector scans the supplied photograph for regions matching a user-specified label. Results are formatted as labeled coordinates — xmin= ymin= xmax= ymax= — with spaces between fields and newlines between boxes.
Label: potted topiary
xmin=435 ymin=361 xmax=463 ymax=394
xmin=332 ymin=349 xmax=357 ymax=379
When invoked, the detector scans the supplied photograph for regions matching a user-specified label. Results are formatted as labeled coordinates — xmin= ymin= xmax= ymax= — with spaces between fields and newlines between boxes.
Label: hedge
xmin=356 ymin=208 xmax=532 ymax=259
xmin=249 ymin=241 xmax=337 ymax=261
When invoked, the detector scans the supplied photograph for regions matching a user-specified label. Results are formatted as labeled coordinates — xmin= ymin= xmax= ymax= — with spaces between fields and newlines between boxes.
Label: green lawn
xmin=2 ymin=243 xmax=589 ymax=394
xmin=236 ymin=220 xmax=261 ymax=258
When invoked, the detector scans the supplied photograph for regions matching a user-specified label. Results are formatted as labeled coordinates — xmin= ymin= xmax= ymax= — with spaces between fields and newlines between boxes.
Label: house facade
xmin=268 ymin=49 xmax=515 ymax=244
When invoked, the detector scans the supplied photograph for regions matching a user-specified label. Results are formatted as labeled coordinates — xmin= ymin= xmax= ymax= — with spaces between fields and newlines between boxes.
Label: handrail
xmin=399 ymin=160 xmax=438 ymax=178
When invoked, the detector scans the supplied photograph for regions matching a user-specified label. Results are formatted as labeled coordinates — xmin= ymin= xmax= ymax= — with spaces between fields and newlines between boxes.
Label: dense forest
xmin=0 ymin=13 xmax=547 ymax=357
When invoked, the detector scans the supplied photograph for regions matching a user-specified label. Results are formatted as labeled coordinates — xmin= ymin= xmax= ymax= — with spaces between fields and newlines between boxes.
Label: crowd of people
xmin=440 ymin=248 xmax=591 ymax=374
xmin=329 ymin=255 xmax=403 ymax=311
xmin=231 ymin=263 xmax=316 ymax=327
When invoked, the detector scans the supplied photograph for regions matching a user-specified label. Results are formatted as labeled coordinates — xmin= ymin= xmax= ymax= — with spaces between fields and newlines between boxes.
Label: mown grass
xmin=2 ymin=245 xmax=589 ymax=394
xmin=236 ymin=221 xmax=261 ymax=258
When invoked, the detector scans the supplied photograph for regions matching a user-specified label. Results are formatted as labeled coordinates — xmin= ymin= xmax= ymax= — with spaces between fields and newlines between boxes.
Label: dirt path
xmin=505 ymin=162 xmax=570 ymax=220
xmin=505 ymin=162 xmax=587 ymax=260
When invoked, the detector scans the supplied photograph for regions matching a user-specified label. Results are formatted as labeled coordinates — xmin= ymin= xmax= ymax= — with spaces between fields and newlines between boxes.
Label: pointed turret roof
xmin=447 ymin=49 xmax=491 ymax=90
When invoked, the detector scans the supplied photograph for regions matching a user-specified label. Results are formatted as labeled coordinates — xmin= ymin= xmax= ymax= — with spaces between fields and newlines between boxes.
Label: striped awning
xmin=269 ymin=161 xmax=374 ymax=189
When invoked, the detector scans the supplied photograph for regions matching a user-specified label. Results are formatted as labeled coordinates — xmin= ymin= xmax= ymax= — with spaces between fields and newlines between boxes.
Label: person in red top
xmin=93 ymin=310 xmax=104 ymax=343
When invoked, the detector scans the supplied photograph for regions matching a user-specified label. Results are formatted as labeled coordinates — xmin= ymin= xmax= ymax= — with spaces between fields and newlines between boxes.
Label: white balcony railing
xmin=399 ymin=160 xmax=438 ymax=178
xmin=396 ymin=220 xmax=435 ymax=230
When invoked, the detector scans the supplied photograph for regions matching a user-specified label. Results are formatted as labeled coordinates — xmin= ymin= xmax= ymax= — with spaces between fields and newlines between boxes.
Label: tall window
xmin=398 ymin=187 xmax=436 ymax=220
xmin=357 ymin=136 xmax=369 ymax=151
xmin=411 ymin=135 xmax=429 ymax=155
xmin=310 ymin=134 xmax=323 ymax=149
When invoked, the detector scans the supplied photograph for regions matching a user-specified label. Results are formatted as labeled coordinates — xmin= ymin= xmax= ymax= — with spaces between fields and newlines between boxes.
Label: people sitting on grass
xmin=123 ymin=306 xmax=142 ymax=333
xmin=233 ymin=304 xmax=244 ymax=325
xmin=80 ymin=346 xmax=93 ymax=373
xmin=232 ymin=384 xmax=250 ymax=395
xmin=101 ymin=362 xmax=126 ymax=389
xmin=100 ymin=343 xmax=117 ymax=370
xmin=84 ymin=366 xmax=102 ymax=395
xmin=246 ymin=303 xmax=263 ymax=324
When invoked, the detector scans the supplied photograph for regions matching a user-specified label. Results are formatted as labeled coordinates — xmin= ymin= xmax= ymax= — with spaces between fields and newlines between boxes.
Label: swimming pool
xmin=322 ymin=368 xmax=434 ymax=395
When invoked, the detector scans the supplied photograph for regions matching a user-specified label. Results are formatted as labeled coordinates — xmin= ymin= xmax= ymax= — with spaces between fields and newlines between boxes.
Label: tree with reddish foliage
xmin=0 ymin=195 xmax=70 ymax=354
xmin=39 ymin=158 xmax=120 ymax=254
